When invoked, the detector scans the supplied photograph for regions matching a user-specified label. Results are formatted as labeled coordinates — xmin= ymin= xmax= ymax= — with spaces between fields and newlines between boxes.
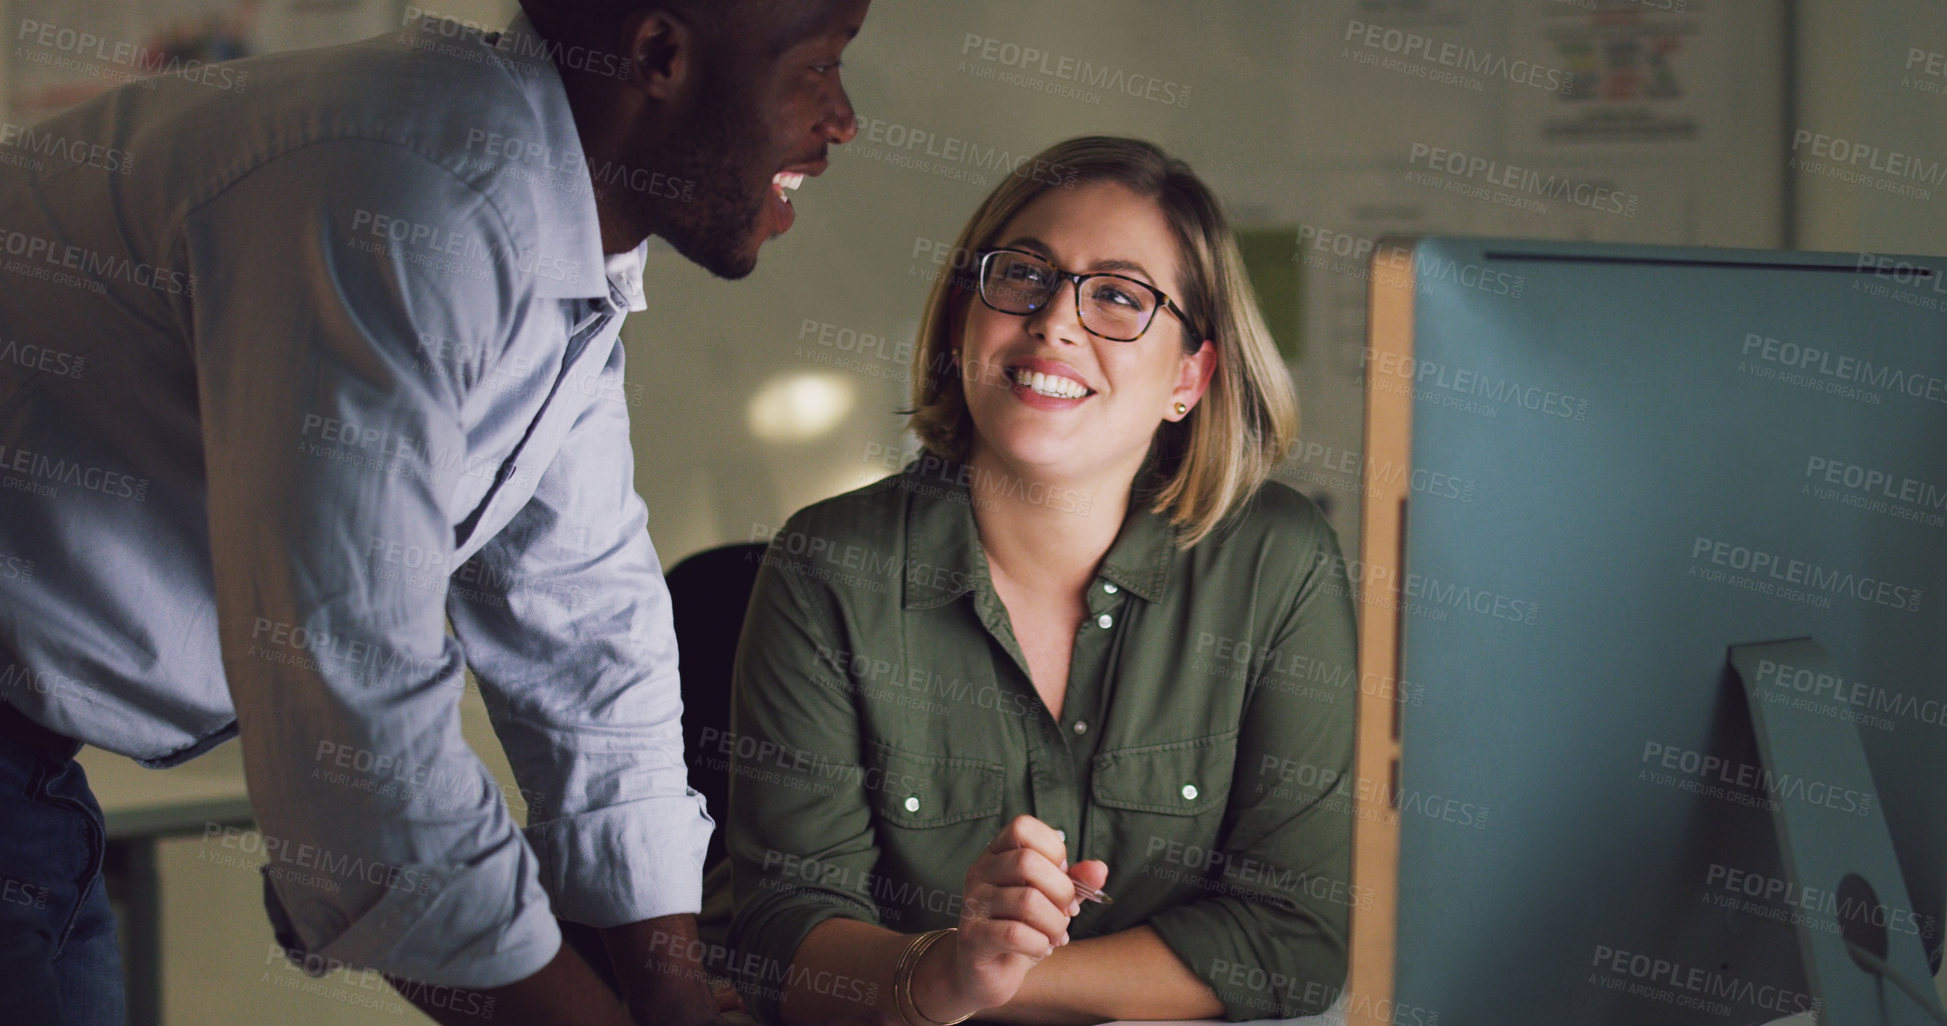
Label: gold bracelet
xmin=893 ymin=927 xmax=972 ymax=1026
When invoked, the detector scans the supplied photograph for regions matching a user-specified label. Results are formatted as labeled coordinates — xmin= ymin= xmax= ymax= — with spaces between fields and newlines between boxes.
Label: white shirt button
xmin=1096 ymin=613 xmax=1113 ymax=629
xmin=904 ymin=795 xmax=920 ymax=812
xmin=1102 ymin=582 xmax=1118 ymax=594
xmin=1181 ymin=784 xmax=1199 ymax=801
xmin=1072 ymin=720 xmax=1088 ymax=735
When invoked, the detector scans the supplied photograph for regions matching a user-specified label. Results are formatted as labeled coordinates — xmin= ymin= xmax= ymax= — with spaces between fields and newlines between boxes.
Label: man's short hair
xmin=518 ymin=0 xmax=767 ymax=43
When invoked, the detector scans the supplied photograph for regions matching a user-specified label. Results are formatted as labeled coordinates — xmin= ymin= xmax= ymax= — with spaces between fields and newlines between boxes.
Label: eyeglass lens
xmin=981 ymin=251 xmax=1158 ymax=340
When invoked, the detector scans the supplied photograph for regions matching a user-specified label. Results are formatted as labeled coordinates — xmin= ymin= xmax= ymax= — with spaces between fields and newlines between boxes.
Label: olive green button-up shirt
xmin=724 ymin=461 xmax=1357 ymax=1021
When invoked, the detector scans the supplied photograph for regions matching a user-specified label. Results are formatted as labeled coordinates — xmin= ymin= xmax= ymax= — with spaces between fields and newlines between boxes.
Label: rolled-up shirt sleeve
xmin=1145 ymin=513 xmax=1358 ymax=1020
xmin=444 ymin=336 xmax=714 ymax=928
xmin=186 ymin=138 xmax=560 ymax=988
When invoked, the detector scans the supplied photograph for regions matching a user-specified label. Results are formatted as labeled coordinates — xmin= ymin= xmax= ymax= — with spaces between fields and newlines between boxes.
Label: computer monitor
xmin=1348 ymin=238 xmax=1947 ymax=1026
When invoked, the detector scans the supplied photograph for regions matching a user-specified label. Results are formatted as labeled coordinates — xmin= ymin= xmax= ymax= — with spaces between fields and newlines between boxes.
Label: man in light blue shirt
xmin=0 ymin=1 xmax=870 ymax=1022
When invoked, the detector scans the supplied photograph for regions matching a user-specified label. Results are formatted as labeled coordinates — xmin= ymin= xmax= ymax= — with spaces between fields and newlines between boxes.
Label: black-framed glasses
xmin=974 ymin=248 xmax=1198 ymax=344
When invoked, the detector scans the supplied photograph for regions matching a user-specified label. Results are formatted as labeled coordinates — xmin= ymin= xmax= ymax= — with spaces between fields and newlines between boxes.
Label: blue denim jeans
xmin=0 ymin=705 xmax=125 ymax=1026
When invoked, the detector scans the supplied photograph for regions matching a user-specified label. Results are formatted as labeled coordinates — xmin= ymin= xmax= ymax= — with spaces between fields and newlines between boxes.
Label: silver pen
xmin=1071 ymin=879 xmax=1114 ymax=905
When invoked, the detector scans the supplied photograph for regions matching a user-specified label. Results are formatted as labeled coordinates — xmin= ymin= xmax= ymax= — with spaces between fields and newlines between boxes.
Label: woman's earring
xmin=1174 ymin=402 xmax=1189 ymax=417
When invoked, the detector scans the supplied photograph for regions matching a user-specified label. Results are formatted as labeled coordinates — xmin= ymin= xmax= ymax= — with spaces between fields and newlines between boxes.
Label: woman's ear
xmin=1170 ymin=340 xmax=1218 ymax=420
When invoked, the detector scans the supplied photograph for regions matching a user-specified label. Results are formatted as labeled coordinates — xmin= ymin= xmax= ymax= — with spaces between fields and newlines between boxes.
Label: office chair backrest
xmin=666 ymin=542 xmax=768 ymax=871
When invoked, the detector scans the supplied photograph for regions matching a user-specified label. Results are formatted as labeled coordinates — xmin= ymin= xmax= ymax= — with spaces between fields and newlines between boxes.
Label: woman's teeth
xmin=1011 ymin=367 xmax=1089 ymax=399
xmin=772 ymin=171 xmax=804 ymax=202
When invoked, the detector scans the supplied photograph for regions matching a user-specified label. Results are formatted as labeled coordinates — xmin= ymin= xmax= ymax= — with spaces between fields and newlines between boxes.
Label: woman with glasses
xmin=722 ymin=136 xmax=1355 ymax=1024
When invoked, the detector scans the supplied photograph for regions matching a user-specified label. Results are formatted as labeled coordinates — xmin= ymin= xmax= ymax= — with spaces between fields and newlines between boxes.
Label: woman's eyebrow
xmin=1090 ymin=258 xmax=1153 ymax=280
xmin=999 ymin=237 xmax=1157 ymax=281
xmin=998 ymin=235 xmax=1050 ymax=256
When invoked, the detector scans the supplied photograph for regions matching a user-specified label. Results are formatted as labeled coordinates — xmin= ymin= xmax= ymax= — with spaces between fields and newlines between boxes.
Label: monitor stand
xmin=1730 ymin=638 xmax=1946 ymax=1026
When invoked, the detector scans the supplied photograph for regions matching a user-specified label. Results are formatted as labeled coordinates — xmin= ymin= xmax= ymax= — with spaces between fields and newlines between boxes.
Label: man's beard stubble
xmin=628 ymin=89 xmax=767 ymax=280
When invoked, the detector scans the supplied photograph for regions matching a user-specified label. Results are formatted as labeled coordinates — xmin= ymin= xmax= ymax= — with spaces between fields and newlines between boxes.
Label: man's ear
xmin=623 ymin=9 xmax=692 ymax=100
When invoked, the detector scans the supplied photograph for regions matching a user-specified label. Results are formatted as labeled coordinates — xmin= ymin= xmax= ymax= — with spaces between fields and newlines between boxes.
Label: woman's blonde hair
xmin=907 ymin=136 xmax=1297 ymax=548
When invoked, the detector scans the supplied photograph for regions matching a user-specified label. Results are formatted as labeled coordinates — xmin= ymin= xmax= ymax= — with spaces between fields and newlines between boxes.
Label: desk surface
xmin=57 ymin=746 xmax=1856 ymax=1026
xmin=1098 ymin=1007 xmax=1820 ymax=1025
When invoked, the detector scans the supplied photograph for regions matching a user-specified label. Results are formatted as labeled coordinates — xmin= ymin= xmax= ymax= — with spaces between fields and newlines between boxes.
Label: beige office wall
xmin=1792 ymin=0 xmax=1947 ymax=255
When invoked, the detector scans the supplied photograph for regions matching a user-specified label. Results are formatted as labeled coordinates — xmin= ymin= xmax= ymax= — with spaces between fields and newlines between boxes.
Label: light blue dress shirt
xmin=0 ymin=13 xmax=712 ymax=988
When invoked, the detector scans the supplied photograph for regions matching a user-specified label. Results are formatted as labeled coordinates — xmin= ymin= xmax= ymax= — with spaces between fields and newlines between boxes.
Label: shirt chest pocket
xmin=1091 ymin=730 xmax=1238 ymax=816
xmin=868 ymin=741 xmax=1005 ymax=829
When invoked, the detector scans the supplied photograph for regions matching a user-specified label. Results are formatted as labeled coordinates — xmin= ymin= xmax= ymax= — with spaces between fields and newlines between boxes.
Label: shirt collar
xmin=900 ymin=457 xmax=1175 ymax=610
xmin=901 ymin=457 xmax=988 ymax=610
xmin=605 ymin=241 xmax=649 ymax=311
xmin=1096 ymin=491 xmax=1174 ymax=602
